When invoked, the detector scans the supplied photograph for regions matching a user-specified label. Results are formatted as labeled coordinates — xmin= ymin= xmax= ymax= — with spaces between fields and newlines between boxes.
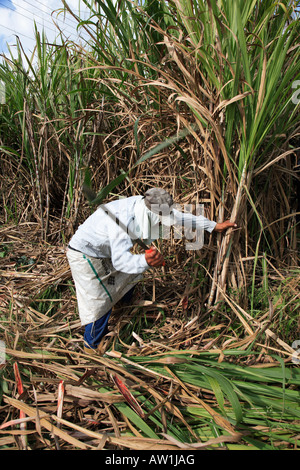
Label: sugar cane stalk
xmin=208 ymin=161 xmax=247 ymax=306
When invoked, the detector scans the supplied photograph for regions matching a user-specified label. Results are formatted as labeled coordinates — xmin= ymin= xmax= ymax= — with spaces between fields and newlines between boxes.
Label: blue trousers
xmin=84 ymin=287 xmax=135 ymax=349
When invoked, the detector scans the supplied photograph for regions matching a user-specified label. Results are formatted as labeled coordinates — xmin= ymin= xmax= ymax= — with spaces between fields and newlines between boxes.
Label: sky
xmin=0 ymin=0 xmax=92 ymax=58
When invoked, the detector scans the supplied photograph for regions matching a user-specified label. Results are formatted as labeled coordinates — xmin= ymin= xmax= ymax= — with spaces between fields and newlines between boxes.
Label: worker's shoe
xmin=83 ymin=335 xmax=113 ymax=357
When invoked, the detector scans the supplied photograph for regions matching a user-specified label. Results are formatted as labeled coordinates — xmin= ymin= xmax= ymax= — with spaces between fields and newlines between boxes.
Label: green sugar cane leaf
xmin=133 ymin=126 xmax=194 ymax=168
xmin=84 ymin=172 xmax=129 ymax=206
xmin=115 ymin=402 xmax=159 ymax=439
xmin=206 ymin=376 xmax=225 ymax=413
xmin=275 ymin=355 xmax=286 ymax=415
xmin=133 ymin=116 xmax=141 ymax=158
xmin=183 ymin=363 xmax=243 ymax=425
xmin=204 ymin=371 xmax=243 ymax=425
xmin=82 ymin=167 xmax=95 ymax=201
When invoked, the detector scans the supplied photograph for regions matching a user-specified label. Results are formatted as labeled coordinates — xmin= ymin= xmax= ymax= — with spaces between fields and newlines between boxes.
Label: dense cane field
xmin=0 ymin=0 xmax=300 ymax=451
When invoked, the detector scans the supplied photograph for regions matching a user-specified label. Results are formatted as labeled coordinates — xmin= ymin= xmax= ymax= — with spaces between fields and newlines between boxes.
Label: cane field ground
xmin=0 ymin=0 xmax=300 ymax=451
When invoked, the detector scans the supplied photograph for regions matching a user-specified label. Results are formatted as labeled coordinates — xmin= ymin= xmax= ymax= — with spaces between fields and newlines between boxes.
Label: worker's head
xmin=143 ymin=188 xmax=173 ymax=216
xmin=133 ymin=188 xmax=174 ymax=240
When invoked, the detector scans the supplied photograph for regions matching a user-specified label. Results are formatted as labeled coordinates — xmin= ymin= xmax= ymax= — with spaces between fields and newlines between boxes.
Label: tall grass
xmin=0 ymin=0 xmax=299 ymax=299
xmin=0 ymin=28 xmax=104 ymax=239
xmin=69 ymin=0 xmax=300 ymax=302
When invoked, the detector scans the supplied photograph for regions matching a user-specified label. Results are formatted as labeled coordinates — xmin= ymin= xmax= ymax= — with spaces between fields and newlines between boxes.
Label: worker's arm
xmin=109 ymin=226 xmax=149 ymax=274
xmin=213 ymin=221 xmax=237 ymax=232
xmin=171 ymin=207 xmax=217 ymax=233
xmin=110 ymin=240 xmax=165 ymax=272
xmin=171 ymin=208 xmax=237 ymax=233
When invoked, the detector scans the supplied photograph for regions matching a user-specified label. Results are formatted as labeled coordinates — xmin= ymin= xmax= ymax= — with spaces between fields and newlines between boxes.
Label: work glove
xmin=145 ymin=246 xmax=165 ymax=267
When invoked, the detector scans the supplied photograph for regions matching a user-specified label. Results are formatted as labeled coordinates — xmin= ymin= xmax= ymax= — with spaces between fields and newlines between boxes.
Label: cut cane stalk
xmin=13 ymin=362 xmax=27 ymax=450
xmin=111 ymin=374 xmax=145 ymax=419
xmin=57 ymin=381 xmax=65 ymax=426
xmin=53 ymin=380 xmax=65 ymax=449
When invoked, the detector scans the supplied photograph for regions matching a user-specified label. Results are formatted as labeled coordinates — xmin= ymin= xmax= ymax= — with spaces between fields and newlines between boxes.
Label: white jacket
xmin=69 ymin=196 xmax=216 ymax=274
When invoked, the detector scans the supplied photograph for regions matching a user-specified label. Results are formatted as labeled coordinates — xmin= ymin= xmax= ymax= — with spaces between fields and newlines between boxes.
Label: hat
xmin=144 ymin=188 xmax=173 ymax=215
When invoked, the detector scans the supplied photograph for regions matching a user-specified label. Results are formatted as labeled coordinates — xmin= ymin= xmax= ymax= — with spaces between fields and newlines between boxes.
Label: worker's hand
xmin=214 ymin=220 xmax=237 ymax=232
xmin=145 ymin=247 xmax=165 ymax=267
